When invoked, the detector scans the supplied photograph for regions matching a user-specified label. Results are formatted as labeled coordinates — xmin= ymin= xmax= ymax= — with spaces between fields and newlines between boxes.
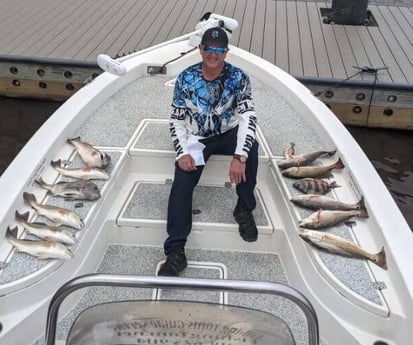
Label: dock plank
xmin=28 ymin=1 xmax=98 ymax=58
xmin=148 ymin=0 xmax=190 ymax=47
xmin=262 ymin=0 xmax=276 ymax=64
xmin=71 ymin=1 xmax=133 ymax=60
xmin=85 ymin=0 xmax=147 ymax=59
xmin=286 ymin=1 xmax=303 ymax=76
xmin=77 ymin=0 xmax=142 ymax=60
xmin=367 ymin=5 xmax=409 ymax=83
xmin=230 ymin=0 xmax=248 ymax=46
xmin=221 ymin=0 xmax=237 ymax=20
xmin=182 ymin=0 xmax=211 ymax=35
xmin=250 ymin=0 xmax=266 ymax=57
xmin=306 ymin=2 xmax=332 ymax=78
xmin=296 ymin=2 xmax=317 ymax=77
xmin=238 ymin=0 xmax=256 ymax=52
xmin=399 ymin=6 xmax=413 ymax=26
xmin=120 ymin=0 xmax=168 ymax=54
xmin=275 ymin=1 xmax=289 ymax=72
xmin=344 ymin=26 xmax=378 ymax=81
xmin=0 ymin=0 xmax=64 ymax=50
xmin=0 ymin=0 xmax=36 ymax=35
xmin=316 ymin=3 xmax=347 ymax=79
xmin=0 ymin=0 xmax=413 ymax=86
xmin=100 ymin=0 xmax=156 ymax=59
xmin=8 ymin=0 xmax=85 ymax=55
xmin=213 ymin=0 xmax=227 ymax=14
xmin=389 ymin=7 xmax=413 ymax=46
xmin=332 ymin=26 xmax=361 ymax=80
xmin=374 ymin=6 xmax=413 ymax=82
xmin=45 ymin=0 xmax=122 ymax=59
xmin=34 ymin=0 xmax=111 ymax=58
xmin=162 ymin=0 xmax=196 ymax=43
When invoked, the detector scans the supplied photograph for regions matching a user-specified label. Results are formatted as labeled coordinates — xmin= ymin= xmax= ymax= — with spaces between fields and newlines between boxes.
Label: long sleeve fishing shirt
xmin=169 ymin=62 xmax=257 ymax=161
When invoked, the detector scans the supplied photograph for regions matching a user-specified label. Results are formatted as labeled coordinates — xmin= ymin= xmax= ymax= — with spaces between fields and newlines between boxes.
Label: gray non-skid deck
xmin=34 ymin=245 xmax=315 ymax=345
xmin=1 ymin=74 xmax=385 ymax=345
xmin=1 ymin=0 xmax=413 ymax=83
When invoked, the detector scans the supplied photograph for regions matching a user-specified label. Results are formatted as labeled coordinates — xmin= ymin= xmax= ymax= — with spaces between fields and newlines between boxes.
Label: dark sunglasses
xmin=202 ymin=45 xmax=227 ymax=55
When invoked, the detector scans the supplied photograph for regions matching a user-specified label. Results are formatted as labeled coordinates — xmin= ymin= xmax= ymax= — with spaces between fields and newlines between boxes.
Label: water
xmin=0 ymin=97 xmax=412 ymax=231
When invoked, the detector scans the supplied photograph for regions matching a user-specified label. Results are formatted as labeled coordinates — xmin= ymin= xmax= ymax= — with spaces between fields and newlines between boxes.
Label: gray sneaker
xmin=158 ymin=247 xmax=187 ymax=276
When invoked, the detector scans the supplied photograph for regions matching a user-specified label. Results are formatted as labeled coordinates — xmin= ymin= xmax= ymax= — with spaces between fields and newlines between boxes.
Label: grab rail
xmin=44 ymin=274 xmax=319 ymax=345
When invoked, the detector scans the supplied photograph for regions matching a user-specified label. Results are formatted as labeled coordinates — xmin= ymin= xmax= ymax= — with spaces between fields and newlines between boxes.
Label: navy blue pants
xmin=164 ymin=126 xmax=259 ymax=254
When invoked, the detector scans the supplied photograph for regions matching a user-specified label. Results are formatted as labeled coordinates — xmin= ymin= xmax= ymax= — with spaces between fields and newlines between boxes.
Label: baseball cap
xmin=201 ymin=27 xmax=228 ymax=48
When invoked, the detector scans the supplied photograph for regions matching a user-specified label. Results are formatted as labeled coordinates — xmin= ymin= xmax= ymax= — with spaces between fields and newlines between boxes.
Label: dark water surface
xmin=0 ymin=98 xmax=412 ymax=231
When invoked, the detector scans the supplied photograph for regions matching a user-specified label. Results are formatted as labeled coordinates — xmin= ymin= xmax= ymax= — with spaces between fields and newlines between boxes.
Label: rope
xmin=314 ymin=66 xmax=389 ymax=128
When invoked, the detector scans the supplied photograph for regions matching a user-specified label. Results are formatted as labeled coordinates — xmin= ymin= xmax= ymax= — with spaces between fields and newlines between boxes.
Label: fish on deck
xmin=299 ymin=229 xmax=387 ymax=270
xmin=6 ymin=226 xmax=73 ymax=260
xmin=298 ymin=206 xmax=368 ymax=229
xmin=23 ymin=192 xmax=84 ymax=230
xmin=281 ymin=158 xmax=345 ymax=179
xmin=277 ymin=149 xmax=337 ymax=170
xmin=291 ymin=195 xmax=367 ymax=212
xmin=34 ymin=177 xmax=101 ymax=201
xmin=67 ymin=137 xmax=111 ymax=168
xmin=51 ymin=160 xmax=110 ymax=180
xmin=15 ymin=211 xmax=77 ymax=245
xmin=293 ymin=178 xmax=340 ymax=195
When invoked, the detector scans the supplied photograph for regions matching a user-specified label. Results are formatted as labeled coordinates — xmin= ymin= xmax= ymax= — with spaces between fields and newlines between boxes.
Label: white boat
xmin=0 ymin=14 xmax=412 ymax=345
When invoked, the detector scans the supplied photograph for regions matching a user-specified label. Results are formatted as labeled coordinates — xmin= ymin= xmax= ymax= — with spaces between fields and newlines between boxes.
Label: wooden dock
xmin=0 ymin=0 xmax=412 ymax=129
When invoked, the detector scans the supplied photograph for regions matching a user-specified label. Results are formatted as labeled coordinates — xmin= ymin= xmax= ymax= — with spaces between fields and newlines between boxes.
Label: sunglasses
xmin=202 ymin=45 xmax=227 ymax=55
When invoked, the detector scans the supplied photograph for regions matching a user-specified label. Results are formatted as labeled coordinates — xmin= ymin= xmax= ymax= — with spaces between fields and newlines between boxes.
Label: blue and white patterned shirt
xmin=169 ymin=62 xmax=257 ymax=160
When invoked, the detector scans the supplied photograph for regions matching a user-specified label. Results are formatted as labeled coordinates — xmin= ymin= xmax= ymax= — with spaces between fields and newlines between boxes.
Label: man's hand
xmin=229 ymin=158 xmax=246 ymax=184
xmin=177 ymin=154 xmax=197 ymax=171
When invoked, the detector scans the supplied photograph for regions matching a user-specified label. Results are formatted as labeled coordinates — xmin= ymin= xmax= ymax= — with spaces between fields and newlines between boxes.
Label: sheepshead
xmin=23 ymin=192 xmax=84 ymax=230
xmin=298 ymin=207 xmax=368 ymax=229
xmin=283 ymin=142 xmax=295 ymax=159
xmin=67 ymin=136 xmax=110 ymax=168
xmin=15 ymin=211 xmax=77 ymax=245
xmin=34 ymin=177 xmax=100 ymax=201
xmin=293 ymin=178 xmax=339 ymax=195
xmin=299 ymin=229 xmax=387 ymax=270
xmin=291 ymin=195 xmax=368 ymax=213
xmin=51 ymin=160 xmax=110 ymax=180
xmin=6 ymin=226 xmax=73 ymax=260
xmin=277 ymin=149 xmax=337 ymax=169
xmin=281 ymin=158 xmax=345 ymax=179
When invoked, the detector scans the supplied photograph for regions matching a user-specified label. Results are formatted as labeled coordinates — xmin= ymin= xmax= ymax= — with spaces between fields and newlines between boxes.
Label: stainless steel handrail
xmin=45 ymin=274 xmax=319 ymax=345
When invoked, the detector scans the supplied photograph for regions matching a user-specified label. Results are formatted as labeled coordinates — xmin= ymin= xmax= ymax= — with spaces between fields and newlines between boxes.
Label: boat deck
xmin=0 ymin=75 xmax=389 ymax=344
xmin=0 ymin=0 xmax=413 ymax=83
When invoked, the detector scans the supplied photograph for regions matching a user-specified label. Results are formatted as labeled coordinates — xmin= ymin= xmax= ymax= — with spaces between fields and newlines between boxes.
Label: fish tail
xmin=51 ymin=159 xmax=61 ymax=168
xmin=329 ymin=181 xmax=341 ymax=188
xmin=335 ymin=158 xmax=345 ymax=170
xmin=6 ymin=226 xmax=19 ymax=239
xmin=374 ymin=247 xmax=387 ymax=270
xmin=23 ymin=192 xmax=37 ymax=207
xmin=34 ymin=177 xmax=48 ymax=189
xmin=357 ymin=196 xmax=369 ymax=218
xmin=15 ymin=210 xmax=30 ymax=222
xmin=67 ymin=136 xmax=81 ymax=144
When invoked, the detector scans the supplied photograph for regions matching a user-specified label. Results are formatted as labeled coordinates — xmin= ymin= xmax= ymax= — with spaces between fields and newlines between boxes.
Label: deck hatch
xmin=117 ymin=182 xmax=272 ymax=233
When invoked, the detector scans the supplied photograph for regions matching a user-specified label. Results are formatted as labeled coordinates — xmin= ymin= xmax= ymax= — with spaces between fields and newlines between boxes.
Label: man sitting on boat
xmin=158 ymin=27 xmax=259 ymax=277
